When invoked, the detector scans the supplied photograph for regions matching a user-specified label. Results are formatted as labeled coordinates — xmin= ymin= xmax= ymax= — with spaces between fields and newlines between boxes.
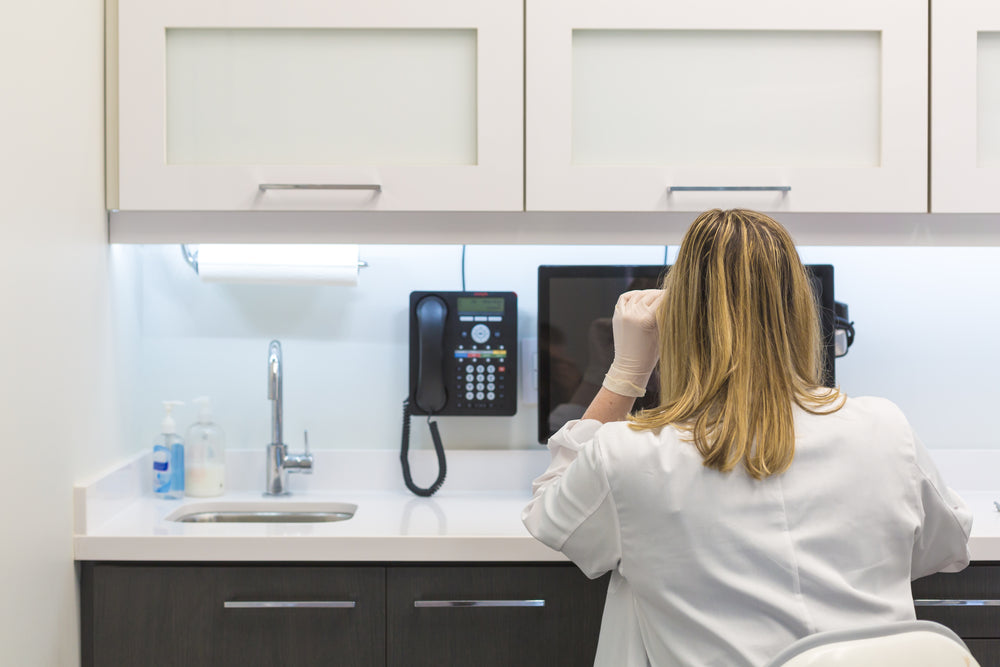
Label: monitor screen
xmin=537 ymin=264 xmax=836 ymax=443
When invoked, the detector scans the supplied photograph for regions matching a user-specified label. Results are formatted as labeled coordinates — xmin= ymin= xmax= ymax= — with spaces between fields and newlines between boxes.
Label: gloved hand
xmin=602 ymin=289 xmax=664 ymax=398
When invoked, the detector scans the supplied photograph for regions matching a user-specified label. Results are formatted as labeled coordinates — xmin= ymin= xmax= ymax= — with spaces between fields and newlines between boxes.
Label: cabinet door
xmin=81 ymin=563 xmax=385 ymax=667
xmin=527 ymin=0 xmax=927 ymax=212
xmin=110 ymin=0 xmax=522 ymax=211
xmin=912 ymin=564 xmax=1000 ymax=667
xmin=387 ymin=564 xmax=609 ymax=667
xmin=931 ymin=1 xmax=1000 ymax=212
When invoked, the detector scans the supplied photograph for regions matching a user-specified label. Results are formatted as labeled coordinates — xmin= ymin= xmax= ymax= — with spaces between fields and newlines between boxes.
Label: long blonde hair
xmin=630 ymin=209 xmax=844 ymax=479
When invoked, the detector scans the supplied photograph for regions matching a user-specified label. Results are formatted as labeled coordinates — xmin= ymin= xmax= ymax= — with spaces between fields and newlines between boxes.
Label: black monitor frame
xmin=537 ymin=264 xmax=836 ymax=444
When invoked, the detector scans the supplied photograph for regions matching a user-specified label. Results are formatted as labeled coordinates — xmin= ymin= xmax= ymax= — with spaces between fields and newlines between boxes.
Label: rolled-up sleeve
xmin=910 ymin=434 xmax=973 ymax=579
xmin=522 ymin=420 xmax=622 ymax=579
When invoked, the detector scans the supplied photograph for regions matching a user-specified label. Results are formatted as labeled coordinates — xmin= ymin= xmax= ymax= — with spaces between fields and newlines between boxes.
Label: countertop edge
xmin=73 ymin=535 xmax=570 ymax=562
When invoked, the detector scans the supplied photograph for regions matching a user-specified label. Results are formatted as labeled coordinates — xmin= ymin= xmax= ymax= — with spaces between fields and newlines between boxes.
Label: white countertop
xmin=73 ymin=449 xmax=1000 ymax=562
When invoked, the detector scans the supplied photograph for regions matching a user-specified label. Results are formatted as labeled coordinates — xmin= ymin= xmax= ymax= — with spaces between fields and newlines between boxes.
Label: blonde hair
xmin=630 ymin=209 xmax=844 ymax=479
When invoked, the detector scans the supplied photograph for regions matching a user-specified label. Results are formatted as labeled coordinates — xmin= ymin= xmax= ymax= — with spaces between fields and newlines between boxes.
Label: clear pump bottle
xmin=153 ymin=401 xmax=184 ymax=499
xmin=184 ymin=397 xmax=226 ymax=497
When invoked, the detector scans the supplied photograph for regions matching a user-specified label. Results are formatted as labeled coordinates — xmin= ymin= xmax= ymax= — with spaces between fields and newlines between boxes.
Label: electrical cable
xmin=400 ymin=398 xmax=447 ymax=497
xmin=461 ymin=245 xmax=467 ymax=291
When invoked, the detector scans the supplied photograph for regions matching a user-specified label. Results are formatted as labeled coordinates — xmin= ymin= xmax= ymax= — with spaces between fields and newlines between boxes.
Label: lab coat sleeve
xmin=522 ymin=419 xmax=623 ymax=579
xmin=910 ymin=432 xmax=973 ymax=579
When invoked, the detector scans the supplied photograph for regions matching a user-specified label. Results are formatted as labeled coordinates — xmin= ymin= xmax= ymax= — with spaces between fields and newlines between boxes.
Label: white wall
xmin=128 ymin=240 xmax=1000 ymax=466
xmin=0 ymin=0 xmax=131 ymax=665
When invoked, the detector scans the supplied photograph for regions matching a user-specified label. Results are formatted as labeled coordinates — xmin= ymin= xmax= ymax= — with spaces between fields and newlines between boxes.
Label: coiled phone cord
xmin=400 ymin=398 xmax=447 ymax=497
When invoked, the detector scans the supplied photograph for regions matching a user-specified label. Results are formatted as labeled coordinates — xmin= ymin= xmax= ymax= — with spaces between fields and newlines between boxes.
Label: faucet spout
xmin=268 ymin=340 xmax=282 ymax=447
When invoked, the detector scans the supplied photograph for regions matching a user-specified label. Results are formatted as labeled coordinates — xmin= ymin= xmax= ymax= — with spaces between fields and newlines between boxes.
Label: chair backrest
xmin=764 ymin=620 xmax=980 ymax=667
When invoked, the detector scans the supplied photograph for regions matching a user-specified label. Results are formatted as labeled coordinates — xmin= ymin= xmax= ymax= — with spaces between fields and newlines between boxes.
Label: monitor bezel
xmin=536 ymin=264 xmax=836 ymax=444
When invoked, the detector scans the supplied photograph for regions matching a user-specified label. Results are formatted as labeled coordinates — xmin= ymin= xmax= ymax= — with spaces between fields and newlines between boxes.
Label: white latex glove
xmin=602 ymin=289 xmax=664 ymax=398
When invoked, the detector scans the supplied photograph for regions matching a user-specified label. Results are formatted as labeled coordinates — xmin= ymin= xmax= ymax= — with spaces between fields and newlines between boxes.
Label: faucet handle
xmin=283 ymin=429 xmax=314 ymax=475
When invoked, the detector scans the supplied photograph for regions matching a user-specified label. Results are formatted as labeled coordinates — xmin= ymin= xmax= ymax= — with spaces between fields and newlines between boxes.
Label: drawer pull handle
xmin=914 ymin=599 xmax=1000 ymax=607
xmin=259 ymin=183 xmax=382 ymax=192
xmin=667 ymin=186 xmax=791 ymax=193
xmin=224 ymin=601 xmax=356 ymax=609
xmin=414 ymin=600 xmax=545 ymax=608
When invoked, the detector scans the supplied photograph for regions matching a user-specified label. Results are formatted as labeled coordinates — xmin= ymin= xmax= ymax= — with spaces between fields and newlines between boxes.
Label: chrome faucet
xmin=265 ymin=340 xmax=313 ymax=495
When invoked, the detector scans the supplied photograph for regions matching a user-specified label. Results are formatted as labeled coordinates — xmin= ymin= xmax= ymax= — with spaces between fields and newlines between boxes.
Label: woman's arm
xmin=581 ymin=386 xmax=638 ymax=423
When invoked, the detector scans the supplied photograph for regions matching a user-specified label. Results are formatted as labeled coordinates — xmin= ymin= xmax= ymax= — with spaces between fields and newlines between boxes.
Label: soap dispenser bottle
xmin=153 ymin=401 xmax=185 ymax=499
xmin=184 ymin=396 xmax=226 ymax=497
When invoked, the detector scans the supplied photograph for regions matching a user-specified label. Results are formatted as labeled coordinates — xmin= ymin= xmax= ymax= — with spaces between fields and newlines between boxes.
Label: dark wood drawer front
xmin=387 ymin=564 xmax=608 ymax=667
xmin=83 ymin=563 xmax=385 ymax=667
xmin=963 ymin=640 xmax=1000 ymax=666
xmin=912 ymin=564 xmax=1000 ymax=639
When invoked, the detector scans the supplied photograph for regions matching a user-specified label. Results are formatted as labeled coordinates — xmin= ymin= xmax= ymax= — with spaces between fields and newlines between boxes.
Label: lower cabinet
xmin=83 ymin=561 xmax=998 ymax=666
xmin=912 ymin=562 xmax=1000 ymax=666
xmin=79 ymin=563 xmax=609 ymax=667
xmin=387 ymin=566 xmax=605 ymax=666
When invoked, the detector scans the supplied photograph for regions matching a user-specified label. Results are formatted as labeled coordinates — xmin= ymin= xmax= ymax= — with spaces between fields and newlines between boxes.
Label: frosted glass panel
xmin=166 ymin=29 xmax=477 ymax=165
xmin=978 ymin=32 xmax=1000 ymax=167
xmin=572 ymin=30 xmax=881 ymax=167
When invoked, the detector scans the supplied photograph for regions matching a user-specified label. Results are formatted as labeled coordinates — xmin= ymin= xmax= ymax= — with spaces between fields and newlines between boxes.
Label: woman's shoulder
xmin=800 ymin=392 xmax=915 ymax=439
xmin=837 ymin=394 xmax=908 ymax=420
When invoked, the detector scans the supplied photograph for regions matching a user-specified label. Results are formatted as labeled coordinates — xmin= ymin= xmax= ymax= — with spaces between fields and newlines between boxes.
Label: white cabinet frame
xmin=932 ymin=1 xmax=1000 ymax=212
xmin=109 ymin=0 xmax=522 ymax=211
xmin=527 ymin=0 xmax=928 ymax=213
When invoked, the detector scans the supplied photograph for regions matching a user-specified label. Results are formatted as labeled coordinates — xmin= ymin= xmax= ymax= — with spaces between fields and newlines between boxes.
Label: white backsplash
xmin=118 ymin=241 xmax=1000 ymax=454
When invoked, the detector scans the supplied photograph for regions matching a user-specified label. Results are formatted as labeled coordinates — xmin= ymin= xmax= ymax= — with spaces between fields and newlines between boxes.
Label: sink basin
xmin=165 ymin=501 xmax=356 ymax=524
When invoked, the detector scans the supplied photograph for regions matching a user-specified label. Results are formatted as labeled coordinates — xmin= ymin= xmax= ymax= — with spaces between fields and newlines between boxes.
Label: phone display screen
xmin=457 ymin=297 xmax=505 ymax=313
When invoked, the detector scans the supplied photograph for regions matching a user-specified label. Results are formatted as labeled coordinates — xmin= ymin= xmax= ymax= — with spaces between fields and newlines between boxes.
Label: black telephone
xmin=401 ymin=291 xmax=518 ymax=496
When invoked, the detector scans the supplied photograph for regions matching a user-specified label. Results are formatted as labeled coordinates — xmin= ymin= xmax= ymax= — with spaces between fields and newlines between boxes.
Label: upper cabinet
xmin=107 ymin=0 xmax=523 ymax=211
xmin=526 ymin=0 xmax=928 ymax=213
xmin=932 ymin=1 xmax=1000 ymax=212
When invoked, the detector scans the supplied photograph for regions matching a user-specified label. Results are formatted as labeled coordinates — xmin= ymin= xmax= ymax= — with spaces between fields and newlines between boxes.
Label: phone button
xmin=466 ymin=392 xmax=475 ymax=400
xmin=476 ymin=364 xmax=485 ymax=373
xmin=471 ymin=323 xmax=491 ymax=344
xmin=487 ymin=392 xmax=495 ymax=401
xmin=476 ymin=392 xmax=485 ymax=400
xmin=487 ymin=383 xmax=495 ymax=391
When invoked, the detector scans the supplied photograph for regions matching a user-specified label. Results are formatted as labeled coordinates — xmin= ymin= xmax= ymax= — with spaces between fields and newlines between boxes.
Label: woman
xmin=522 ymin=209 xmax=972 ymax=666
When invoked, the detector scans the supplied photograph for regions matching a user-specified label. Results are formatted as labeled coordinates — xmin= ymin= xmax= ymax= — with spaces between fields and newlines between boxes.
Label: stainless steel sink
xmin=165 ymin=501 xmax=356 ymax=524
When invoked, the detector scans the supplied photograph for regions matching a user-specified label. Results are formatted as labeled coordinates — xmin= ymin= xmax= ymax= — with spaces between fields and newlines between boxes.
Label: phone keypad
xmin=455 ymin=351 xmax=508 ymax=411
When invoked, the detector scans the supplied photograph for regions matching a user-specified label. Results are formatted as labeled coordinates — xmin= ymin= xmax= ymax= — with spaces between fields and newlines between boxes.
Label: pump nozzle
xmin=161 ymin=400 xmax=184 ymax=434
xmin=193 ymin=396 xmax=213 ymax=423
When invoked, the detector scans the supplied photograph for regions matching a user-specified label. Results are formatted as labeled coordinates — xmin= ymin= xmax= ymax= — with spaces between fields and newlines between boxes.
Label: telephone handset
xmin=401 ymin=291 xmax=518 ymax=496
xmin=413 ymin=295 xmax=448 ymax=414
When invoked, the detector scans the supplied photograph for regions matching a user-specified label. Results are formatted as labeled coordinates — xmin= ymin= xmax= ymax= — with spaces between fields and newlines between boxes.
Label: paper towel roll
xmin=196 ymin=244 xmax=360 ymax=286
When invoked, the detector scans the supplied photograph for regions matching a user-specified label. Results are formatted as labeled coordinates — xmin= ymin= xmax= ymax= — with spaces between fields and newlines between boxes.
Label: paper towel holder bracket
xmin=180 ymin=245 xmax=369 ymax=276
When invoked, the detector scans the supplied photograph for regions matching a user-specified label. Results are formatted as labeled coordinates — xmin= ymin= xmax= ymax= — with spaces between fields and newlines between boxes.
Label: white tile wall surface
xmin=126 ymin=241 xmax=1000 ymax=454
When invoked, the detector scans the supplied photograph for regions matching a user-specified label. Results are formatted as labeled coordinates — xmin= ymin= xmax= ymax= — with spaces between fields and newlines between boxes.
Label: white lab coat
xmin=522 ymin=396 xmax=972 ymax=667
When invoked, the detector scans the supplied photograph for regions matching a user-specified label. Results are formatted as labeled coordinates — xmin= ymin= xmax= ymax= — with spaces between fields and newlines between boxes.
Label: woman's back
xmin=522 ymin=210 xmax=971 ymax=665
xmin=525 ymin=395 xmax=971 ymax=666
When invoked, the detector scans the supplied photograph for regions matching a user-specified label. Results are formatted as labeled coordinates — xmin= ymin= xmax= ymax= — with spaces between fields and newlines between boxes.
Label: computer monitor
xmin=537 ymin=264 xmax=836 ymax=444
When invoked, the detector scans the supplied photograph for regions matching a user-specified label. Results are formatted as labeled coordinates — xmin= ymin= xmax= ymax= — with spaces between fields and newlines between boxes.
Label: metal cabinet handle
xmin=413 ymin=600 xmax=545 ymax=608
xmin=224 ymin=601 xmax=356 ymax=609
xmin=914 ymin=599 xmax=1000 ymax=607
xmin=667 ymin=186 xmax=790 ymax=192
xmin=259 ymin=183 xmax=382 ymax=192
